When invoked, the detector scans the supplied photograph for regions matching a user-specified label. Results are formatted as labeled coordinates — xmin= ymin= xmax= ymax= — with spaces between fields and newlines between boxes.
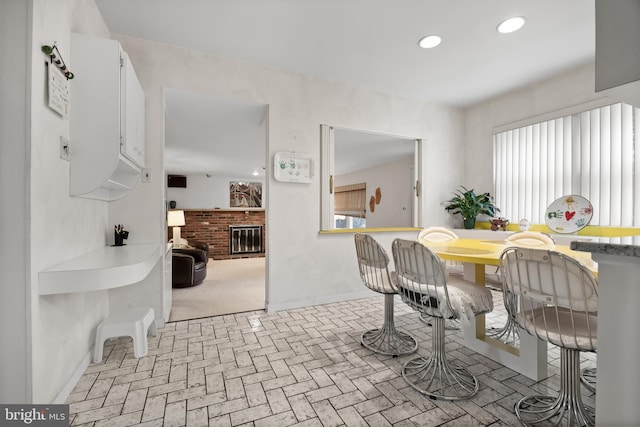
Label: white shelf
xmin=38 ymin=243 xmax=162 ymax=295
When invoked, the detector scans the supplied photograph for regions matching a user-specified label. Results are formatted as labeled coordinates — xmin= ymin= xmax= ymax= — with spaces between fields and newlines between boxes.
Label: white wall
xmin=335 ymin=156 xmax=414 ymax=228
xmin=115 ymin=35 xmax=465 ymax=312
xmin=0 ymin=0 xmax=31 ymax=404
xmin=463 ymin=64 xmax=607 ymax=196
xmin=27 ymin=0 xmax=113 ymax=403
xmin=167 ymin=174 xmax=266 ymax=209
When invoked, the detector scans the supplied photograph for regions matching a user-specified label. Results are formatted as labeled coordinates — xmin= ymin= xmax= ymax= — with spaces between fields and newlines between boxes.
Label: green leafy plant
xmin=444 ymin=186 xmax=499 ymax=229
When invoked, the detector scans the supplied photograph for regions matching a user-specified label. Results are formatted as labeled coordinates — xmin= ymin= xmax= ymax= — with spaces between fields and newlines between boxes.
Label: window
xmin=320 ymin=124 xmax=422 ymax=231
xmin=493 ymin=102 xmax=640 ymax=226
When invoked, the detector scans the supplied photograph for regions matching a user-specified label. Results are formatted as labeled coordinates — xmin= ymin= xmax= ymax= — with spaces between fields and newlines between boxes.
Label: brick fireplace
xmin=177 ymin=209 xmax=266 ymax=260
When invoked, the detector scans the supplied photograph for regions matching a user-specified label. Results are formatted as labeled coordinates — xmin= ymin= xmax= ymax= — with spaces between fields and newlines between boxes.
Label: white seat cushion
xmin=398 ymin=276 xmax=493 ymax=326
xmin=446 ymin=276 xmax=494 ymax=325
xmin=519 ymin=307 xmax=597 ymax=351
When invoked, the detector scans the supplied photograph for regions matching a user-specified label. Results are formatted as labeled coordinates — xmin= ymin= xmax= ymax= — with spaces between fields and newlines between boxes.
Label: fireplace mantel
xmin=183 ymin=208 xmax=265 ymax=212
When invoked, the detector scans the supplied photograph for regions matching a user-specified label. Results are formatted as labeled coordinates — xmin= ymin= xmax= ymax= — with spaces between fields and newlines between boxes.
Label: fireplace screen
xmin=229 ymin=225 xmax=263 ymax=255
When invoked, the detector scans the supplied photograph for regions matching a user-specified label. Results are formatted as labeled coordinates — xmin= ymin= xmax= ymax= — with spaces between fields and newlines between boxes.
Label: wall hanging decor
xmin=274 ymin=151 xmax=312 ymax=183
xmin=544 ymin=195 xmax=593 ymax=233
xmin=230 ymin=181 xmax=262 ymax=208
xmin=42 ymin=44 xmax=73 ymax=118
xmin=41 ymin=44 xmax=74 ymax=79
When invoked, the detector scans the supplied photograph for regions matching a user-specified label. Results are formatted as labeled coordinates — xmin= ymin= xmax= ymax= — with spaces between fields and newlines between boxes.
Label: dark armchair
xmin=172 ymin=240 xmax=209 ymax=288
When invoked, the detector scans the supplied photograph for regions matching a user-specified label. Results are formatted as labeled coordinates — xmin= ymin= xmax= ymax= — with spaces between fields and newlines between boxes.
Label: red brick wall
xmin=173 ymin=210 xmax=266 ymax=260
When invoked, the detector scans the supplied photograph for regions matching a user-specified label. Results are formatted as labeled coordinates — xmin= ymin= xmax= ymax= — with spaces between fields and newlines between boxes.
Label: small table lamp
xmin=167 ymin=209 xmax=186 ymax=246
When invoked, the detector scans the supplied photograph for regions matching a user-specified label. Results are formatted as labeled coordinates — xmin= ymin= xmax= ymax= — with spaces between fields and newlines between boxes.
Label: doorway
xmin=163 ymin=89 xmax=268 ymax=321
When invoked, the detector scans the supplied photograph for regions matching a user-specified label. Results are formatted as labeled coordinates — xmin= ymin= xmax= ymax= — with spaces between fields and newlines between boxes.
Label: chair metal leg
xmin=580 ymin=367 xmax=596 ymax=393
xmin=420 ymin=313 xmax=460 ymax=330
xmin=361 ymin=294 xmax=418 ymax=356
xmin=487 ymin=294 xmax=520 ymax=345
xmin=515 ymin=347 xmax=595 ymax=426
xmin=402 ymin=317 xmax=479 ymax=400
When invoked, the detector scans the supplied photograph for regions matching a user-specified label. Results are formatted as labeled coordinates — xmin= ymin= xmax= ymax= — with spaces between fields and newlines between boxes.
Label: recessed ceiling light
xmin=252 ymin=170 xmax=259 ymax=176
xmin=497 ymin=16 xmax=526 ymax=34
xmin=418 ymin=35 xmax=442 ymax=49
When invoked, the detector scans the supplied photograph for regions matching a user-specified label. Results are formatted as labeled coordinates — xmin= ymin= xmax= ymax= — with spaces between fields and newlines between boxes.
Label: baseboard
xmin=155 ymin=317 xmax=165 ymax=329
xmin=53 ymin=350 xmax=92 ymax=404
xmin=266 ymin=289 xmax=373 ymax=312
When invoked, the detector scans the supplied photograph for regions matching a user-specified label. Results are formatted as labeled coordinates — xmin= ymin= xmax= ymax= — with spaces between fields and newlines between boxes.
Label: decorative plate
xmin=544 ymin=195 xmax=593 ymax=234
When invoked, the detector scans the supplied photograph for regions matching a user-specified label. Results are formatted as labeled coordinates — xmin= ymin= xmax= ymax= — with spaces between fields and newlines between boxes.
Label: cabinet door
xmin=121 ymin=52 xmax=145 ymax=167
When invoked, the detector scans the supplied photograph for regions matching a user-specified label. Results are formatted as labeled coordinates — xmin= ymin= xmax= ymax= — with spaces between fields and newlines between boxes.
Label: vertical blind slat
xmin=609 ymin=103 xmax=622 ymax=226
xmin=539 ymin=122 xmax=548 ymax=224
xmin=590 ymin=110 xmax=601 ymax=225
xmin=579 ymin=112 xmax=591 ymax=201
xmin=555 ymin=118 xmax=564 ymax=199
xmin=518 ymin=127 xmax=526 ymax=218
xmin=635 ymin=106 xmax=640 ymax=226
xmin=620 ymin=104 xmax=633 ymax=226
xmin=599 ymin=106 xmax=611 ymax=225
xmin=531 ymin=123 xmax=541 ymax=221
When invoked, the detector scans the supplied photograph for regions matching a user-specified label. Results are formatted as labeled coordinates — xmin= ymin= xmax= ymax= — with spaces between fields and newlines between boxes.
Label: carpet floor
xmin=169 ymin=257 xmax=265 ymax=322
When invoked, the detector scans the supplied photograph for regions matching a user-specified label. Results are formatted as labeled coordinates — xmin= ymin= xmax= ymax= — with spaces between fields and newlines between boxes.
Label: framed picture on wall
xmin=230 ymin=181 xmax=262 ymax=208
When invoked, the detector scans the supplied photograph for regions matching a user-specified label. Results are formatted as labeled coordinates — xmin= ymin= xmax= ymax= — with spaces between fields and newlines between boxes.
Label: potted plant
xmin=444 ymin=186 xmax=499 ymax=229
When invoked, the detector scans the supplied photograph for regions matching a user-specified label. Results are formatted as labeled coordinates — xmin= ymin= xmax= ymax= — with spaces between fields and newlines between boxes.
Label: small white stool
xmin=93 ymin=307 xmax=156 ymax=363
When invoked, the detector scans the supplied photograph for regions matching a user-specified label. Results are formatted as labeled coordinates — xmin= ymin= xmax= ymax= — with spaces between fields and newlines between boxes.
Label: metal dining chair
xmin=417 ymin=226 xmax=464 ymax=276
xmin=417 ymin=227 xmax=464 ymax=330
xmin=392 ymin=238 xmax=493 ymax=400
xmin=580 ymin=367 xmax=596 ymax=392
xmin=354 ymin=233 xmax=418 ymax=356
xmin=500 ymin=247 xmax=598 ymax=426
xmin=486 ymin=231 xmax=556 ymax=344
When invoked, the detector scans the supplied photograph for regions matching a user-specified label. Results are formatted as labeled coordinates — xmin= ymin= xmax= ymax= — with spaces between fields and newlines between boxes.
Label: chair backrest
xmin=391 ymin=238 xmax=454 ymax=318
xmin=499 ymin=247 xmax=598 ymax=350
xmin=354 ymin=233 xmax=396 ymax=294
xmin=506 ymin=231 xmax=555 ymax=249
xmin=417 ymin=226 xmax=459 ymax=242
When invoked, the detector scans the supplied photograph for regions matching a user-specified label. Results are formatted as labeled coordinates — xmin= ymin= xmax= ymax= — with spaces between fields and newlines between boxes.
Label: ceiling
xmin=95 ymin=0 xmax=596 ymax=178
xmin=164 ymin=89 xmax=268 ymax=177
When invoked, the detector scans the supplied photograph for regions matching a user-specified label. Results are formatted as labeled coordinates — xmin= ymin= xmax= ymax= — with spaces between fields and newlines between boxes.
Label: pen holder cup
xmin=115 ymin=232 xmax=124 ymax=246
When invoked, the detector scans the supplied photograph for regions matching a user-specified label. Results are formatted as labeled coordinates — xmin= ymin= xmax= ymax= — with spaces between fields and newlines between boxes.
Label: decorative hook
xmin=42 ymin=43 xmax=74 ymax=80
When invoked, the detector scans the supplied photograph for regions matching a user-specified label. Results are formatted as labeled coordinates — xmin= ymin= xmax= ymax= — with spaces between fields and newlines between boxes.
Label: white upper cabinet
xmin=70 ymin=32 xmax=145 ymax=201
xmin=595 ymin=0 xmax=640 ymax=107
xmin=121 ymin=52 xmax=145 ymax=167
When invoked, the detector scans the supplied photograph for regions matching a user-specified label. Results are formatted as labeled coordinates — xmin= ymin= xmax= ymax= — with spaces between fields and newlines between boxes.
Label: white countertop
xmin=38 ymin=243 xmax=163 ymax=295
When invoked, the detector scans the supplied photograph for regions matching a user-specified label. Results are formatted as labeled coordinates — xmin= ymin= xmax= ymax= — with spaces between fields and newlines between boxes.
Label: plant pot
xmin=463 ymin=217 xmax=476 ymax=229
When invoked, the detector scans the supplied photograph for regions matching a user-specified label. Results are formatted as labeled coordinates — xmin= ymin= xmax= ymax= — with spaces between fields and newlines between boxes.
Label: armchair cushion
xmin=173 ymin=247 xmax=207 ymax=264
xmin=172 ymin=248 xmax=207 ymax=288
xmin=188 ymin=240 xmax=209 ymax=259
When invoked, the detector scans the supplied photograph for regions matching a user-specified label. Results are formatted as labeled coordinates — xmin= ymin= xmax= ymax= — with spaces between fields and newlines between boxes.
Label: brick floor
xmin=68 ymin=291 xmax=596 ymax=426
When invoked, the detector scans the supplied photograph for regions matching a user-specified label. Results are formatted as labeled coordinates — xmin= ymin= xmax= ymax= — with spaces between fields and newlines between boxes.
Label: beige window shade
xmin=335 ymin=183 xmax=366 ymax=218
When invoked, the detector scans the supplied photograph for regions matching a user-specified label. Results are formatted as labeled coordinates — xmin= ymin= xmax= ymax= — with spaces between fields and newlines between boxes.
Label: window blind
xmin=335 ymin=183 xmax=366 ymax=218
xmin=493 ymin=102 xmax=639 ymax=226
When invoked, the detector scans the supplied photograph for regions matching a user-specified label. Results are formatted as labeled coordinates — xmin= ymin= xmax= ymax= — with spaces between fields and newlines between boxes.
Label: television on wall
xmin=167 ymin=175 xmax=187 ymax=188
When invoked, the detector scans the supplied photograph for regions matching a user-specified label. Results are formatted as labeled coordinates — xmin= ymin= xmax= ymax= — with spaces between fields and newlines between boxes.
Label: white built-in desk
xmin=39 ymin=243 xmax=162 ymax=295
xmin=571 ymin=240 xmax=640 ymax=427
